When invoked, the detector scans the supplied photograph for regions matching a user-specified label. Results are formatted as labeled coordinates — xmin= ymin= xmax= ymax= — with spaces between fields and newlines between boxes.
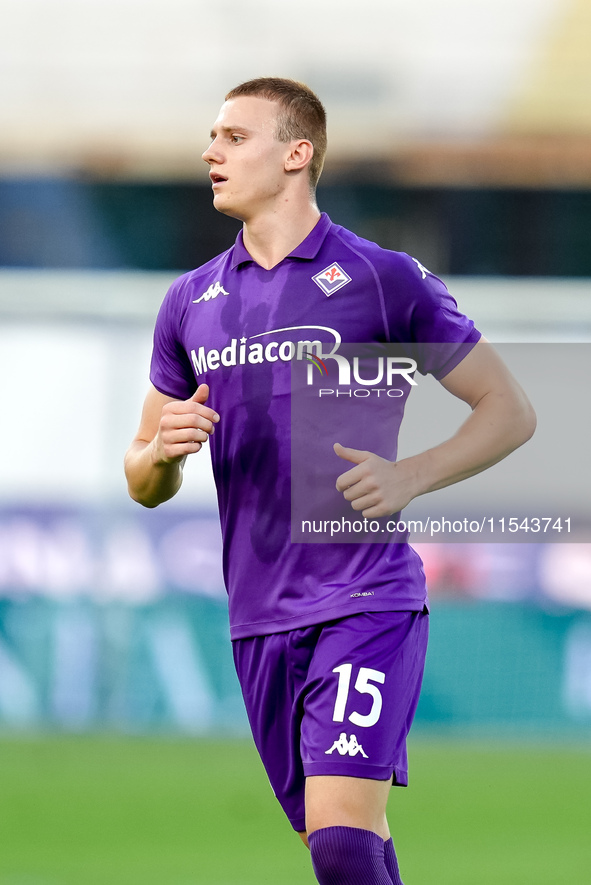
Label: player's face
xmin=202 ymin=96 xmax=293 ymax=221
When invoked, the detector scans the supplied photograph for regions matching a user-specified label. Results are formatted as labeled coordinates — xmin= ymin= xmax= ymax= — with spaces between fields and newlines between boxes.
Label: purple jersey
xmin=150 ymin=213 xmax=480 ymax=639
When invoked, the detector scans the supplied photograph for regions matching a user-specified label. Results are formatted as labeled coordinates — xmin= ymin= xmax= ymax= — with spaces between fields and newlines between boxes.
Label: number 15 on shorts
xmin=332 ymin=664 xmax=386 ymax=728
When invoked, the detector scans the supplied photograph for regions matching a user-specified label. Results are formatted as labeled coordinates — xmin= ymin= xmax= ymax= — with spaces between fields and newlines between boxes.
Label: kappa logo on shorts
xmin=325 ymin=732 xmax=368 ymax=758
xmin=312 ymin=262 xmax=352 ymax=297
xmin=193 ymin=281 xmax=229 ymax=303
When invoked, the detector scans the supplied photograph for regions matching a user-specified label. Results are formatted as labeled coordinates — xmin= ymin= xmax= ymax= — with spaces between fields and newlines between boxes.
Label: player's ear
xmin=285 ymin=139 xmax=314 ymax=174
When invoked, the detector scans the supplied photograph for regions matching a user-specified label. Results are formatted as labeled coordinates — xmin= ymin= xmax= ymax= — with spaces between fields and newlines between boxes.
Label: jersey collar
xmin=230 ymin=212 xmax=332 ymax=269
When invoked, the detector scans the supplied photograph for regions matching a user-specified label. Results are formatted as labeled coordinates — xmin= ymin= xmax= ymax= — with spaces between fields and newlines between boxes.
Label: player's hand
xmin=152 ymin=384 xmax=220 ymax=464
xmin=334 ymin=443 xmax=418 ymax=518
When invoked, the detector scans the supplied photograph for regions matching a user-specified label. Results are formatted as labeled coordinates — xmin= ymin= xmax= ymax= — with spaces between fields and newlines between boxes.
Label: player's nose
xmin=202 ymin=138 xmax=222 ymax=165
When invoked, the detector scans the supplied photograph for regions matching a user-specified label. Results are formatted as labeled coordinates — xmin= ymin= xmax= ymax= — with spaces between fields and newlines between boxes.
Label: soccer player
xmin=124 ymin=78 xmax=536 ymax=884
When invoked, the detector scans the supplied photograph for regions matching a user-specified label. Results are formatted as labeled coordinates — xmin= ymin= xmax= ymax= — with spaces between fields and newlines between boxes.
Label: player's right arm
xmin=124 ymin=382 xmax=219 ymax=508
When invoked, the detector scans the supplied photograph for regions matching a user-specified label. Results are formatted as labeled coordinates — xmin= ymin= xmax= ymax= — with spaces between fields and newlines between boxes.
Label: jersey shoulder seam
xmin=332 ymin=227 xmax=391 ymax=342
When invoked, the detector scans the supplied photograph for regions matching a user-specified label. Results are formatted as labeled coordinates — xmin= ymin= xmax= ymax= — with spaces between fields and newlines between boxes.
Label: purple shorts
xmin=232 ymin=609 xmax=428 ymax=832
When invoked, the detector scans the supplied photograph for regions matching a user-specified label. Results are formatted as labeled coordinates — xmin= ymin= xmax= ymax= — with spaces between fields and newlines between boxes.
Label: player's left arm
xmin=335 ymin=338 xmax=537 ymax=518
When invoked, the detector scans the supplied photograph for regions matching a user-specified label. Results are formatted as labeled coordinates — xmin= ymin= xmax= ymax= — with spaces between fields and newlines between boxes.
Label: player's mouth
xmin=210 ymin=172 xmax=227 ymax=188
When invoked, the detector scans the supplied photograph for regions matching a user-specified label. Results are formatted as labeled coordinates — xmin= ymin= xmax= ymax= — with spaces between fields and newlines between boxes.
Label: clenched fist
xmin=153 ymin=384 xmax=220 ymax=464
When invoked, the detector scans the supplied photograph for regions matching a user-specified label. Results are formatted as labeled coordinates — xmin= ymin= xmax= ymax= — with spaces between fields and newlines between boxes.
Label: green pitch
xmin=0 ymin=735 xmax=589 ymax=884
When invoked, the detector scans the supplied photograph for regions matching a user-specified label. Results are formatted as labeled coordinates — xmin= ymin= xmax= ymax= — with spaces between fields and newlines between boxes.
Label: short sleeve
xmin=383 ymin=253 xmax=481 ymax=379
xmin=149 ymin=277 xmax=196 ymax=400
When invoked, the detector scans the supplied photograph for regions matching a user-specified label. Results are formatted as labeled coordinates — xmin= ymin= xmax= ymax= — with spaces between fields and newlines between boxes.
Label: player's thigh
xmin=305 ymin=774 xmax=392 ymax=839
xmin=300 ymin=610 xmax=428 ymax=787
xmin=233 ymin=627 xmax=319 ymax=833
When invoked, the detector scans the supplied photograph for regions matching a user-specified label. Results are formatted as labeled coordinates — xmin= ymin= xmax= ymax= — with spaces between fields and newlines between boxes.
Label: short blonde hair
xmin=225 ymin=77 xmax=327 ymax=189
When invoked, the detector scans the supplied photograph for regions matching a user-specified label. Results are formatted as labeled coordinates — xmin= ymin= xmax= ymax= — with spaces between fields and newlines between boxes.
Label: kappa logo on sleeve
xmin=193 ymin=281 xmax=229 ymax=304
xmin=411 ymin=258 xmax=432 ymax=280
xmin=312 ymin=262 xmax=352 ymax=296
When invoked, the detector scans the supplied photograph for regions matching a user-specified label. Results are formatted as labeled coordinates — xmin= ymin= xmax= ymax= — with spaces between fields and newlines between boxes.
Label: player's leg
xmin=232 ymin=611 xmax=426 ymax=884
xmin=232 ymin=626 xmax=320 ymax=834
xmin=305 ymin=831 xmax=403 ymax=885
xmin=306 ymin=775 xmax=396 ymax=884
xmin=300 ymin=609 xmax=429 ymax=885
xmin=305 ymin=774 xmax=391 ymax=838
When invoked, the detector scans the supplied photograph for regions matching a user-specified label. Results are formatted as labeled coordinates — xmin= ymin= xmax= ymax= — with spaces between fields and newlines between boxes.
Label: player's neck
xmin=242 ymin=200 xmax=321 ymax=270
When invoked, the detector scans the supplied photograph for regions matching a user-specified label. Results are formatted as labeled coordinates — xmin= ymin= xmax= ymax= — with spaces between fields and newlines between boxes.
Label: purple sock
xmin=383 ymin=838 xmax=404 ymax=885
xmin=308 ymin=826 xmax=393 ymax=885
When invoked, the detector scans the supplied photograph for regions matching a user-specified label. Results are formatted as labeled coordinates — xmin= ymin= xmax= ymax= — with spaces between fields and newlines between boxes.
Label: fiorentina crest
xmin=312 ymin=262 xmax=352 ymax=296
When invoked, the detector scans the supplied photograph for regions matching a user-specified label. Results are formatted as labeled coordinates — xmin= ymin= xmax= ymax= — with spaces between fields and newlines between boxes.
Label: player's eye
xmin=230 ymin=134 xmax=244 ymax=144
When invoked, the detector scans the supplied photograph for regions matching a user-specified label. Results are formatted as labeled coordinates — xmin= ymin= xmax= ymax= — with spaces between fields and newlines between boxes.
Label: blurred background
xmin=1 ymin=1 xmax=591 ymax=883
